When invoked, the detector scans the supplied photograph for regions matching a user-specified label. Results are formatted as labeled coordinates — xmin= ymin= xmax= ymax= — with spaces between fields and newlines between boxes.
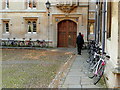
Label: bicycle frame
xmin=90 ymin=57 xmax=105 ymax=75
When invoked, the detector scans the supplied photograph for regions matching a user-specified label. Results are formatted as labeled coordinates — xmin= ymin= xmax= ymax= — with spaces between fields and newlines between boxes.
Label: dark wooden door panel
xmin=58 ymin=20 xmax=77 ymax=47
xmin=58 ymin=32 xmax=67 ymax=47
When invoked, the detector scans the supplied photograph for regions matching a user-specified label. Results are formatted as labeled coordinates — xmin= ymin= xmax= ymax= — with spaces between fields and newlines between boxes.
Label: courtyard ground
xmin=2 ymin=48 xmax=74 ymax=88
xmin=2 ymin=48 xmax=106 ymax=88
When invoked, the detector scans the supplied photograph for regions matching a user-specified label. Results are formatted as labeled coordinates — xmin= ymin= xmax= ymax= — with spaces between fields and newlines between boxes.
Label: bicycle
xmin=24 ymin=38 xmax=32 ymax=47
xmin=88 ymin=52 xmax=110 ymax=85
xmin=11 ymin=38 xmax=18 ymax=46
xmin=86 ymin=41 xmax=101 ymax=64
xmin=19 ymin=38 xmax=25 ymax=47
xmin=6 ymin=38 xmax=12 ymax=46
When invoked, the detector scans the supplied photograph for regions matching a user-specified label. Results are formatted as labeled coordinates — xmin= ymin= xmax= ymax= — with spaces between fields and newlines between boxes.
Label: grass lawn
xmin=2 ymin=49 xmax=73 ymax=88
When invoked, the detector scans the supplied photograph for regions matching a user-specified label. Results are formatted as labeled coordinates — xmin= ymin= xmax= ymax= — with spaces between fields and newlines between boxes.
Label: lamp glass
xmin=46 ymin=1 xmax=51 ymax=9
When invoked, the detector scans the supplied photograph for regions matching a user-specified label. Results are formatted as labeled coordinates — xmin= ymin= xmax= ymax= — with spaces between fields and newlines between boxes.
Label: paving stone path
xmin=59 ymin=49 xmax=107 ymax=88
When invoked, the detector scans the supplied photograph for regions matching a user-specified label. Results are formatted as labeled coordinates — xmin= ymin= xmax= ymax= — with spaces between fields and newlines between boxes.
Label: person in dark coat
xmin=76 ymin=32 xmax=84 ymax=55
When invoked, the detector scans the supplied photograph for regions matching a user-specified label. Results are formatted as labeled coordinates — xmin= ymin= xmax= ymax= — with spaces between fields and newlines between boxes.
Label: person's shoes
xmin=78 ymin=53 xmax=81 ymax=55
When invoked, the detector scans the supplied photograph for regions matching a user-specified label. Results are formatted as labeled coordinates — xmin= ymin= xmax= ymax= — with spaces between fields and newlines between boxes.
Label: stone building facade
xmin=0 ymin=0 xmax=96 ymax=47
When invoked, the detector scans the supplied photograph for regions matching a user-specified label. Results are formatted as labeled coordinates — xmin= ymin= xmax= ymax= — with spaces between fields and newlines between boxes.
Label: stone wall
xmin=105 ymin=2 xmax=119 ymax=88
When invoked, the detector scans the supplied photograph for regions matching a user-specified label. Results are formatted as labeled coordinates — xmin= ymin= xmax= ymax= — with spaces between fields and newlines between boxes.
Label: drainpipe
xmin=97 ymin=0 xmax=100 ymax=44
xmin=94 ymin=3 xmax=97 ymax=42
xmin=87 ymin=1 xmax=90 ymax=41
xmin=102 ymin=0 xmax=107 ymax=54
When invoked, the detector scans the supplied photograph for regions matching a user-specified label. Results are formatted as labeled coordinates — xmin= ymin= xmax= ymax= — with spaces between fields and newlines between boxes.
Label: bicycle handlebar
xmin=106 ymin=55 xmax=110 ymax=59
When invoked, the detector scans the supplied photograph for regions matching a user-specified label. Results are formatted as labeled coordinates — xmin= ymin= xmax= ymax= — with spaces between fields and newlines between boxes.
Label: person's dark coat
xmin=76 ymin=35 xmax=84 ymax=45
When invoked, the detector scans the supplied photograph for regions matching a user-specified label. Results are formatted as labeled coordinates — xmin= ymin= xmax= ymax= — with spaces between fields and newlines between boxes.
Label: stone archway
xmin=57 ymin=20 xmax=77 ymax=47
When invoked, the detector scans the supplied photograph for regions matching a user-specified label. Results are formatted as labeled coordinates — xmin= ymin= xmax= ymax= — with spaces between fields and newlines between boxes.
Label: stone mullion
xmin=27 ymin=0 xmax=30 ymax=9
xmin=31 ymin=21 xmax=33 ymax=33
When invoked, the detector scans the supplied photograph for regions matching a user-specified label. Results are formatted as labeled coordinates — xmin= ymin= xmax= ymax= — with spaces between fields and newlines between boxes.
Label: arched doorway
xmin=57 ymin=20 xmax=77 ymax=47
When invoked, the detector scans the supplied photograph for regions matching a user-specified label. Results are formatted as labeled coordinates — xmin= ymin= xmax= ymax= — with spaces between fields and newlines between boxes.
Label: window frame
xmin=27 ymin=20 xmax=37 ymax=34
xmin=3 ymin=21 xmax=9 ymax=33
xmin=89 ymin=22 xmax=95 ymax=34
xmin=27 ymin=0 xmax=37 ymax=9
xmin=88 ymin=19 xmax=95 ymax=35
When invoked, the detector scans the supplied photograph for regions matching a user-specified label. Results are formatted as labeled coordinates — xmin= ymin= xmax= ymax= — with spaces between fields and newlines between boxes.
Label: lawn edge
xmin=48 ymin=53 xmax=77 ymax=88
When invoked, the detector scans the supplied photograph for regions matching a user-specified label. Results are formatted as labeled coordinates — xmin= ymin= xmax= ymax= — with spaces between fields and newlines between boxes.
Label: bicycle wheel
xmin=93 ymin=65 xmax=105 ymax=85
xmin=88 ymin=64 xmax=97 ymax=78
xmin=88 ymin=58 xmax=98 ymax=78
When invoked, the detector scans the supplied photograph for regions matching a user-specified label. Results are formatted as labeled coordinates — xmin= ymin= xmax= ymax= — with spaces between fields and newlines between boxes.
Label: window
xmin=89 ymin=12 xmax=95 ymax=19
xmin=5 ymin=0 xmax=9 ymax=9
xmin=3 ymin=21 xmax=9 ymax=33
xmin=33 ymin=21 xmax=36 ymax=32
xmin=27 ymin=0 xmax=36 ymax=9
xmin=27 ymin=21 xmax=37 ymax=33
xmin=89 ymin=23 xmax=94 ymax=34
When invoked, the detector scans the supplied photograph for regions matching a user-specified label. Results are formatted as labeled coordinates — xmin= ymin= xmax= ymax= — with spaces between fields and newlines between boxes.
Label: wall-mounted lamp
xmin=45 ymin=0 xmax=51 ymax=10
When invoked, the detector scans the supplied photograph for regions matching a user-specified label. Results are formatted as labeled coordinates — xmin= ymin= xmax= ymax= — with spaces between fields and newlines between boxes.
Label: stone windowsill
xmin=112 ymin=67 xmax=120 ymax=74
xmin=2 ymin=32 xmax=10 ymax=35
xmin=26 ymin=32 xmax=37 ymax=34
xmin=27 ymin=8 xmax=37 ymax=10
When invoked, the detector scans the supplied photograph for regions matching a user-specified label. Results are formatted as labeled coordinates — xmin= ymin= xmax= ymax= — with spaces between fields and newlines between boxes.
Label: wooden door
xmin=58 ymin=20 xmax=77 ymax=47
